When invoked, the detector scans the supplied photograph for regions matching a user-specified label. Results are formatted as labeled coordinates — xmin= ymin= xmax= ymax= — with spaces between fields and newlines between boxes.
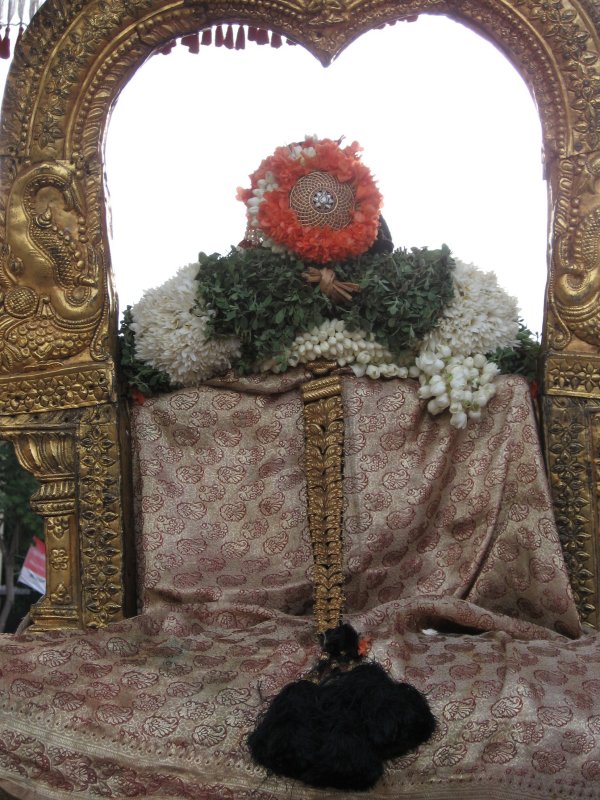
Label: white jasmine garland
xmin=405 ymin=259 xmax=519 ymax=427
xmin=130 ymin=262 xmax=240 ymax=386
xmin=126 ymin=256 xmax=522 ymax=429
xmin=247 ymin=171 xmax=282 ymax=253
xmin=420 ymin=259 xmax=520 ymax=356
xmin=257 ymin=318 xmax=409 ymax=378
xmin=410 ymin=350 xmax=500 ymax=429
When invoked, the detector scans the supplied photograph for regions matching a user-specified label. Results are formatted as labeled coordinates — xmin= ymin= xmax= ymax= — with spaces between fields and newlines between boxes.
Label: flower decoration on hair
xmin=237 ymin=136 xmax=383 ymax=263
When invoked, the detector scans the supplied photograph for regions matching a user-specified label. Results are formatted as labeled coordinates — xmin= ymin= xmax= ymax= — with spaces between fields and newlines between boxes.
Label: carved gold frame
xmin=1 ymin=0 xmax=600 ymax=630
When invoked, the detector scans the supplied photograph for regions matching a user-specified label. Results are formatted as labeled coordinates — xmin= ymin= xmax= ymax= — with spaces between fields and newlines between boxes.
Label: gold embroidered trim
xmin=301 ymin=366 xmax=345 ymax=634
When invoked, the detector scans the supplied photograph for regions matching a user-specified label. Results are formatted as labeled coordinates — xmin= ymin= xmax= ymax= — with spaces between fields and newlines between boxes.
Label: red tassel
xmin=16 ymin=26 xmax=24 ymax=49
xmin=181 ymin=32 xmax=200 ymax=53
xmin=215 ymin=25 xmax=224 ymax=46
xmin=159 ymin=40 xmax=175 ymax=55
xmin=530 ymin=379 xmax=539 ymax=401
xmin=235 ymin=25 xmax=245 ymax=50
xmin=130 ymin=388 xmax=146 ymax=406
xmin=270 ymin=32 xmax=282 ymax=48
xmin=224 ymin=24 xmax=234 ymax=49
xmin=201 ymin=28 xmax=212 ymax=46
xmin=255 ymin=28 xmax=269 ymax=45
xmin=0 ymin=29 xmax=11 ymax=59
xmin=247 ymin=26 xmax=257 ymax=42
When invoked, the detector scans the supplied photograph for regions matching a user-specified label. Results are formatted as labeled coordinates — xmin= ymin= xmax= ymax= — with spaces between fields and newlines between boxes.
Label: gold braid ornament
xmin=301 ymin=363 xmax=346 ymax=634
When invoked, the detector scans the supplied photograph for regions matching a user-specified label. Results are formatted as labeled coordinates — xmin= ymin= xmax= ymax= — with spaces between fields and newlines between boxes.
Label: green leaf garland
xmin=333 ymin=245 xmax=455 ymax=355
xmin=194 ymin=248 xmax=331 ymax=374
xmin=118 ymin=247 xmax=539 ymax=396
xmin=489 ymin=322 xmax=541 ymax=380
xmin=194 ymin=245 xmax=455 ymax=374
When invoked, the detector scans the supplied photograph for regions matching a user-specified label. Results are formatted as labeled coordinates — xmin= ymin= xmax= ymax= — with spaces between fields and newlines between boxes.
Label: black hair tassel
xmin=248 ymin=624 xmax=436 ymax=791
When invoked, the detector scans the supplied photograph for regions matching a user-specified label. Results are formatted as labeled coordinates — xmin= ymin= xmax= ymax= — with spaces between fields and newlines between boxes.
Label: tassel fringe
xmin=0 ymin=8 xmax=294 ymax=60
xmin=234 ymin=25 xmax=245 ymax=50
xmin=0 ymin=26 xmax=10 ymax=58
xmin=0 ymin=0 xmax=41 ymax=57
xmin=159 ymin=40 xmax=175 ymax=55
xmin=181 ymin=32 xmax=199 ymax=53
xmin=181 ymin=25 xmax=291 ymax=53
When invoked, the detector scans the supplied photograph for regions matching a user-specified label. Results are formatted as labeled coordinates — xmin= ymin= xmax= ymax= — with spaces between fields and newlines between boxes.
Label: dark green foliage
xmin=194 ymin=246 xmax=455 ymax=374
xmin=0 ymin=441 xmax=42 ymax=540
xmin=195 ymin=249 xmax=331 ymax=374
xmin=118 ymin=306 xmax=174 ymax=396
xmin=0 ymin=440 xmax=43 ymax=631
xmin=489 ymin=322 xmax=541 ymax=382
xmin=117 ymin=246 xmax=536 ymax=394
xmin=335 ymin=245 xmax=455 ymax=354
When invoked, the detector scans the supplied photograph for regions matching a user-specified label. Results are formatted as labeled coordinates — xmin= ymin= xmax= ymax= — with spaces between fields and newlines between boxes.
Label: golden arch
xmin=1 ymin=0 xmax=600 ymax=630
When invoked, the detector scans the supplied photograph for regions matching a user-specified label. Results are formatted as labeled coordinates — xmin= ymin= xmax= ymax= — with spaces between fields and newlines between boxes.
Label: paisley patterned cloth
xmin=0 ymin=374 xmax=599 ymax=800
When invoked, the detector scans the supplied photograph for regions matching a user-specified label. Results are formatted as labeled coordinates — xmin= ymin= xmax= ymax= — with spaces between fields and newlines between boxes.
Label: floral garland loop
xmin=122 ymin=135 xmax=533 ymax=429
xmin=123 ymin=253 xmax=528 ymax=429
xmin=237 ymin=136 xmax=382 ymax=263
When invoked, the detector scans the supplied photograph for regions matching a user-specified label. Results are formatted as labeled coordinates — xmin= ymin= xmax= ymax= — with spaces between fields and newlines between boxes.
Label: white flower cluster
xmin=245 ymin=139 xmax=317 ymax=254
xmin=258 ymin=319 xmax=409 ymax=379
xmin=128 ymin=255 xmax=521 ymax=430
xmin=289 ymin=140 xmax=317 ymax=161
xmin=407 ymin=260 xmax=520 ymax=428
xmin=421 ymin=259 xmax=520 ymax=355
xmin=130 ymin=263 xmax=240 ymax=386
xmin=245 ymin=170 xmax=281 ymax=251
xmin=410 ymin=350 xmax=499 ymax=429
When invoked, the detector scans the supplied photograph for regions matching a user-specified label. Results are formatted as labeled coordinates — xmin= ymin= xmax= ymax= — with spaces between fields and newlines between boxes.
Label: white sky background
xmin=2 ymin=13 xmax=549 ymax=333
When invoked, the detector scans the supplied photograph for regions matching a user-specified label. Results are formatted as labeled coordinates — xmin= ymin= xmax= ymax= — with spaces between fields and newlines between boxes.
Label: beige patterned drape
xmin=0 ymin=375 xmax=595 ymax=799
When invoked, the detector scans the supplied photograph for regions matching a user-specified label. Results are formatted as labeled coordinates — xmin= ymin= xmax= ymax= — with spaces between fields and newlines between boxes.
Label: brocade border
xmin=301 ymin=369 xmax=346 ymax=634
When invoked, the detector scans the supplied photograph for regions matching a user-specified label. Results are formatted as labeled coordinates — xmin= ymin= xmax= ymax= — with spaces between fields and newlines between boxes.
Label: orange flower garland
xmin=238 ymin=137 xmax=383 ymax=264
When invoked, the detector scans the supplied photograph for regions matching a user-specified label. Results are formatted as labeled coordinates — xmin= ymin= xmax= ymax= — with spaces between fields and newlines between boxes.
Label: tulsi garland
xmin=194 ymin=245 xmax=454 ymax=375
xmin=119 ymin=247 xmax=539 ymax=427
